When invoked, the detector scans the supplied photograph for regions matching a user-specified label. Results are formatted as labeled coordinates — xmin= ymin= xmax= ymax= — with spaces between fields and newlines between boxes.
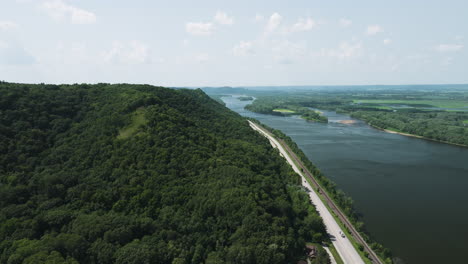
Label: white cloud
xmin=0 ymin=21 xmax=18 ymax=31
xmin=290 ymin=18 xmax=316 ymax=32
xmin=366 ymin=25 xmax=384 ymax=35
xmin=232 ymin=41 xmax=254 ymax=56
xmin=186 ymin=22 xmax=214 ymax=36
xmin=339 ymin=18 xmax=352 ymax=27
xmin=42 ymin=0 xmax=96 ymax=24
xmin=383 ymin=38 xmax=392 ymax=45
xmin=214 ymin=11 xmax=234 ymax=25
xmin=271 ymin=40 xmax=307 ymax=64
xmin=314 ymin=41 xmax=363 ymax=60
xmin=435 ymin=44 xmax=463 ymax=52
xmin=102 ymin=41 xmax=150 ymax=64
xmin=265 ymin=13 xmax=282 ymax=34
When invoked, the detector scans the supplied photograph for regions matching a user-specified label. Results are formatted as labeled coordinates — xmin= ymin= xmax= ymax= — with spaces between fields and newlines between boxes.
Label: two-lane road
xmin=249 ymin=121 xmax=368 ymax=264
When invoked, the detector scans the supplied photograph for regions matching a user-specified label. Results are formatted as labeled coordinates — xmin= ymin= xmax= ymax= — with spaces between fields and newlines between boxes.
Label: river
xmin=222 ymin=95 xmax=468 ymax=264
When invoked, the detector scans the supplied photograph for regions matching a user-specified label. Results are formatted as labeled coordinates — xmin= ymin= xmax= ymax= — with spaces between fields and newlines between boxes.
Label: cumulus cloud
xmin=339 ymin=18 xmax=352 ymax=27
xmin=232 ymin=41 xmax=254 ymax=56
xmin=265 ymin=13 xmax=282 ymax=34
xmin=102 ymin=41 xmax=150 ymax=64
xmin=42 ymin=0 xmax=96 ymax=24
xmin=289 ymin=18 xmax=316 ymax=32
xmin=186 ymin=11 xmax=233 ymax=36
xmin=366 ymin=25 xmax=384 ymax=35
xmin=435 ymin=44 xmax=463 ymax=52
xmin=383 ymin=38 xmax=392 ymax=45
xmin=214 ymin=11 xmax=234 ymax=25
xmin=0 ymin=21 xmax=18 ymax=31
xmin=186 ymin=22 xmax=214 ymax=36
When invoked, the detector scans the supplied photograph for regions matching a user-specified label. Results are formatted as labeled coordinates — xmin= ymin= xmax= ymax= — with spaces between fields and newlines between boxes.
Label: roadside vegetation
xmin=248 ymin=118 xmax=394 ymax=264
xmin=0 ymin=82 xmax=331 ymax=264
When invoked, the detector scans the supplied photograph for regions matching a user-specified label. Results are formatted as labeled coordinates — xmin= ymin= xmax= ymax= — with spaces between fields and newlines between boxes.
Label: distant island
xmin=238 ymin=96 xmax=254 ymax=101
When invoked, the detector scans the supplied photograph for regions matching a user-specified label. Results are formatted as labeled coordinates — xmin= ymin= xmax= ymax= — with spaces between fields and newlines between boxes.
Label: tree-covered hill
xmin=0 ymin=82 xmax=329 ymax=264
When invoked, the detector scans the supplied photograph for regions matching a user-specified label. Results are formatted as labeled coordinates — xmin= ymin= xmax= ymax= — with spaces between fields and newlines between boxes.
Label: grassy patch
xmin=306 ymin=242 xmax=343 ymax=264
xmin=117 ymin=108 xmax=147 ymax=139
xmin=273 ymin=108 xmax=296 ymax=113
xmin=463 ymin=120 xmax=468 ymax=124
xmin=326 ymin=243 xmax=344 ymax=264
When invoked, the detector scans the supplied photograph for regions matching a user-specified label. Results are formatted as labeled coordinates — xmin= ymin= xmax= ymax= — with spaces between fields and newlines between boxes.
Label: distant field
xmin=273 ymin=108 xmax=296 ymax=113
xmin=354 ymin=99 xmax=468 ymax=108
xmin=360 ymin=105 xmax=393 ymax=110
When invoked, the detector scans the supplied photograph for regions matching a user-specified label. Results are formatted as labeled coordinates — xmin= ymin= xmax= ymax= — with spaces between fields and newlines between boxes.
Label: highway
xmin=249 ymin=120 xmax=382 ymax=264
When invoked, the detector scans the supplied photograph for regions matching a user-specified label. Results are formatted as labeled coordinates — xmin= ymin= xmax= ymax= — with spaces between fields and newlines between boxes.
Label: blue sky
xmin=1 ymin=0 xmax=467 ymax=86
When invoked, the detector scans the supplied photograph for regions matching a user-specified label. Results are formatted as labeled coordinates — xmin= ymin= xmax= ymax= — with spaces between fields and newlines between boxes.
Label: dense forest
xmin=0 ymin=82 xmax=330 ymax=264
xmin=351 ymin=110 xmax=468 ymax=146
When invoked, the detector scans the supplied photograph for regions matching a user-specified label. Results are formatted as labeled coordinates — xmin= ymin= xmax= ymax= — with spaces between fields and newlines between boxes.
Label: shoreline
xmin=248 ymin=121 xmax=367 ymax=264
xmin=366 ymin=123 xmax=468 ymax=148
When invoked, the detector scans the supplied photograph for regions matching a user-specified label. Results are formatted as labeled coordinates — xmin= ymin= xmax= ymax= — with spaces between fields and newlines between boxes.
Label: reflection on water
xmin=223 ymin=95 xmax=468 ymax=264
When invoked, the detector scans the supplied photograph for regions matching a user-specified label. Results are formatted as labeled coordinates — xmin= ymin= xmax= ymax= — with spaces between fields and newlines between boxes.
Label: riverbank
xmin=222 ymin=96 xmax=468 ymax=264
xmin=248 ymin=120 xmax=367 ymax=264
xmin=366 ymin=122 xmax=468 ymax=148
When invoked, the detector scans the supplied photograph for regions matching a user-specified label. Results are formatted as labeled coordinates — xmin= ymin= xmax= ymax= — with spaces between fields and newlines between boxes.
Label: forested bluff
xmin=0 ymin=82 xmax=330 ymax=264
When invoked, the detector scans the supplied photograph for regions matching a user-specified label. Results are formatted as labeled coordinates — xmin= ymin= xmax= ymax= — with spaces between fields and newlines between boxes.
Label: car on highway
xmin=339 ymin=231 xmax=345 ymax=238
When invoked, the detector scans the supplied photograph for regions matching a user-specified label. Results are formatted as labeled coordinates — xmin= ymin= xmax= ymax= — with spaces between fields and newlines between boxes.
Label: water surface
xmin=222 ymin=96 xmax=468 ymax=264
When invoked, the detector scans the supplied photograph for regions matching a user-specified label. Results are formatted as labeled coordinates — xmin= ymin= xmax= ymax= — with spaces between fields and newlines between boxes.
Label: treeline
xmin=351 ymin=111 xmax=468 ymax=146
xmin=0 ymin=82 xmax=329 ymax=263
xmin=245 ymin=93 xmax=468 ymax=147
xmin=248 ymin=119 xmax=393 ymax=264
xmin=245 ymin=98 xmax=328 ymax=123
xmin=238 ymin=96 xmax=254 ymax=101
xmin=206 ymin=94 xmax=226 ymax=105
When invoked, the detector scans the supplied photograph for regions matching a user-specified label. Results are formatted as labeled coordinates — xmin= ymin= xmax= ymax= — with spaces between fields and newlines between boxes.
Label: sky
xmin=1 ymin=0 xmax=467 ymax=86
